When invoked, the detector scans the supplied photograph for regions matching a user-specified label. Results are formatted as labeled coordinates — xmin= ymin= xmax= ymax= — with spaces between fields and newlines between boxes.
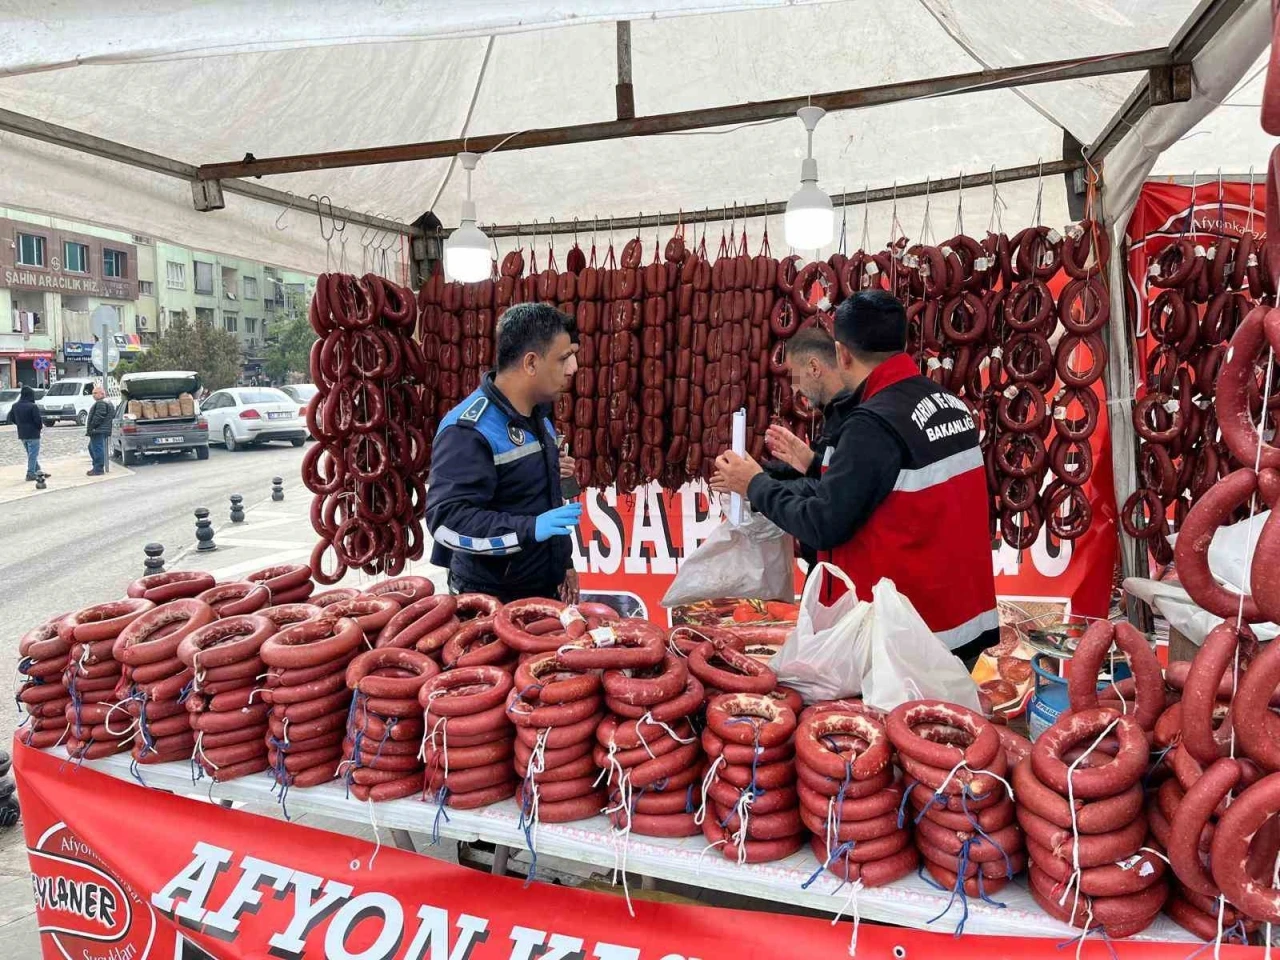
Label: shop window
xmin=194 ymin=261 xmax=214 ymax=294
xmin=243 ymin=276 xmax=258 ymax=300
xmin=103 ymin=249 xmax=127 ymax=278
xmin=166 ymin=261 xmax=186 ymax=289
xmin=139 ymin=280 xmax=154 ymax=296
xmin=63 ymin=242 xmax=88 ymax=273
xmin=224 ymin=313 xmax=238 ymax=332
xmin=16 ymin=233 xmax=45 ymax=267
xmin=246 ymin=317 xmax=257 ymax=334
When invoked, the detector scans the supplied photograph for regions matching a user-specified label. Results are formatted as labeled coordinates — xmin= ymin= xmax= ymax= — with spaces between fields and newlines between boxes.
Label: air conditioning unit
xmin=138 ymin=315 xmax=149 ymax=330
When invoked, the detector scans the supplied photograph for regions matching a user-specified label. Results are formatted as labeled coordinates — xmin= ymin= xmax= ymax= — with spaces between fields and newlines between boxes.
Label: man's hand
xmin=559 ymin=453 xmax=576 ymax=479
xmin=535 ymin=503 xmax=582 ymax=541
xmin=559 ymin=568 xmax=580 ymax=604
xmin=710 ymin=451 xmax=764 ymax=497
xmin=766 ymin=423 xmax=815 ymax=473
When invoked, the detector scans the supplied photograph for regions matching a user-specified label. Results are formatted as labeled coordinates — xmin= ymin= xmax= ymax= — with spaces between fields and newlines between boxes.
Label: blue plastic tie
xmin=960 ymin=789 xmax=1013 ymax=881
xmin=430 ymin=786 xmax=451 ymax=845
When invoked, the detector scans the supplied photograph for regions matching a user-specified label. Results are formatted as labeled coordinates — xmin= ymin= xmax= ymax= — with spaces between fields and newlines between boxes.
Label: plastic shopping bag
xmin=661 ymin=509 xmax=795 ymax=607
xmin=769 ymin=563 xmax=872 ymax=702
xmin=861 ymin=578 xmax=982 ymax=713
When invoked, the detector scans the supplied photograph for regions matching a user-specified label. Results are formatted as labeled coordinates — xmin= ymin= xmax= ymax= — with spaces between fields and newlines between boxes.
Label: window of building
xmin=224 ymin=313 xmax=238 ymax=333
xmin=195 ymin=307 xmax=214 ymax=326
xmin=16 ymin=233 xmax=45 ymax=267
xmin=165 ymin=261 xmax=186 ymax=289
xmin=139 ymin=280 xmax=154 ymax=296
xmin=103 ymin=249 xmax=127 ymax=278
xmin=246 ymin=317 xmax=257 ymax=334
xmin=63 ymin=242 xmax=88 ymax=273
xmin=243 ymin=276 xmax=258 ymax=300
xmin=194 ymin=261 xmax=214 ymax=294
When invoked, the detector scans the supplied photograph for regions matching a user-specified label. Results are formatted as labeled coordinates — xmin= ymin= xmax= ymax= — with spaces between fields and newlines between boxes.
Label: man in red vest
xmin=711 ymin=290 xmax=998 ymax=665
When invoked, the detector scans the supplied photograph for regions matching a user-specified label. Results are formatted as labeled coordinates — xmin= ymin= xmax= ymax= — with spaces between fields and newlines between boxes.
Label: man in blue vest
xmin=426 ymin=303 xmax=582 ymax=603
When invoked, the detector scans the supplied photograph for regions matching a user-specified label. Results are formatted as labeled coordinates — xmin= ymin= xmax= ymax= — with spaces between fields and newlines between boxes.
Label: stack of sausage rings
xmin=798 ymin=703 xmax=917 ymax=886
xmin=342 ymin=647 xmax=439 ymax=802
xmin=259 ymin=616 xmax=364 ymax=791
xmin=887 ymin=699 xmax=1026 ymax=901
xmin=58 ymin=599 xmax=155 ymax=761
xmin=421 ymin=664 xmax=519 ymax=809
xmin=180 ymin=614 xmax=276 ymax=781
xmin=698 ymin=692 xmax=803 ymax=861
xmin=18 ymin=612 xmax=78 ymax=750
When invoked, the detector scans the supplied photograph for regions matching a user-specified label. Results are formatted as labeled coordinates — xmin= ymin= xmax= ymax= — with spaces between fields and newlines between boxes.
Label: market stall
xmin=3 ymin=1 xmax=1278 ymax=958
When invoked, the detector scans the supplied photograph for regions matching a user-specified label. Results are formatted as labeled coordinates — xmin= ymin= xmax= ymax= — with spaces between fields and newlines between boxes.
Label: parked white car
xmin=37 ymin=377 xmax=120 ymax=426
xmin=202 ymin=386 xmax=307 ymax=451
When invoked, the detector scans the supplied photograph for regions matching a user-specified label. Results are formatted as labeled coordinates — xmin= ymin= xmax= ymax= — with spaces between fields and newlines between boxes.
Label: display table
xmin=76 ymin=751 xmax=1198 ymax=945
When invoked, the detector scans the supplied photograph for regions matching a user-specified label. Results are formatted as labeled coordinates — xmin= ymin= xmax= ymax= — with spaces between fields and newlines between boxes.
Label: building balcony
xmin=0 ymin=330 xmax=54 ymax=354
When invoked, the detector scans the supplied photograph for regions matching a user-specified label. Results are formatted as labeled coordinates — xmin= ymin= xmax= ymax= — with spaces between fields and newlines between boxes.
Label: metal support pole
xmin=616 ymin=22 xmax=635 ymax=121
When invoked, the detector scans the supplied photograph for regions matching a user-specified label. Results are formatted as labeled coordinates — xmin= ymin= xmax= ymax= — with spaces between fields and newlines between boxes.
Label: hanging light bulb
xmin=784 ymin=106 xmax=834 ymax=251
xmin=444 ymin=151 xmax=492 ymax=282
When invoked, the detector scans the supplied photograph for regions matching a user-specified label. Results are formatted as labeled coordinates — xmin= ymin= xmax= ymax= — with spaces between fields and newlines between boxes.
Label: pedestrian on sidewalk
xmin=85 ymin=386 xmax=113 ymax=476
xmin=11 ymin=385 xmax=45 ymax=481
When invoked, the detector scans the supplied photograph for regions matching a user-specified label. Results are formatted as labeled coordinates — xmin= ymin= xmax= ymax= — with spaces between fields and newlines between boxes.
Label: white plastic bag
xmin=661 ymin=510 xmax=795 ymax=607
xmin=769 ymin=563 xmax=872 ymax=702
xmin=861 ymin=578 xmax=982 ymax=713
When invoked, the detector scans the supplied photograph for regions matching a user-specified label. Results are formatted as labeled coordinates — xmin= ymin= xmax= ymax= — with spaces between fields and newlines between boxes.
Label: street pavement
xmin=0 ymin=433 xmax=317 ymax=953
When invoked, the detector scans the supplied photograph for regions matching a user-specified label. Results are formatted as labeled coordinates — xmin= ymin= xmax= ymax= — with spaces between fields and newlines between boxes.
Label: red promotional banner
xmin=573 ymin=475 xmax=1117 ymax=623
xmin=13 ymin=743 xmax=1248 ymax=959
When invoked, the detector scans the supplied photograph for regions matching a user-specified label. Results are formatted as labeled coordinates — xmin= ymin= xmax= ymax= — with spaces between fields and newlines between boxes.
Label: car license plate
xmin=154 ymin=437 xmax=183 ymax=445
xmin=267 ymin=411 xmax=290 ymax=420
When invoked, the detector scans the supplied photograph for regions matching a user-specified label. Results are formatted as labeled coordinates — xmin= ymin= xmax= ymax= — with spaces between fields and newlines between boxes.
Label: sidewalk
xmin=0 ymin=456 xmax=130 ymax=505
xmin=166 ymin=489 xmax=450 ymax=593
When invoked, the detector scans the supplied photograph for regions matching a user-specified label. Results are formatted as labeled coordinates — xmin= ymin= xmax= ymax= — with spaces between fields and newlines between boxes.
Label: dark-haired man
xmin=764 ymin=327 xmax=851 ymax=478
xmin=712 ymin=290 xmax=997 ymax=665
xmin=426 ymin=303 xmax=582 ymax=604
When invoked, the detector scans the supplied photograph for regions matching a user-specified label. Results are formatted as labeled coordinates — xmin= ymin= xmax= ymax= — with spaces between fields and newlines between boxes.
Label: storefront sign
xmin=16 ymin=350 xmax=53 ymax=360
xmin=2 ymin=267 xmax=134 ymax=299
xmin=62 ymin=342 xmax=95 ymax=359
xmin=14 ymin=743 xmax=1235 ymax=960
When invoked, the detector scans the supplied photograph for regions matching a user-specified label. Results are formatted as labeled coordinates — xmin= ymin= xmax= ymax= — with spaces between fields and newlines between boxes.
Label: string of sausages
xmin=414 ymin=216 xmax=1107 ymax=552
xmin=304 ymin=273 xmax=428 ymax=583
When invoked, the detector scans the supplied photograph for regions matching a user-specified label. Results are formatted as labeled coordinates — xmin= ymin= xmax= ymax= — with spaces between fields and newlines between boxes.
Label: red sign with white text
xmin=573 ymin=475 xmax=1117 ymax=624
xmin=14 ymin=742 xmax=1248 ymax=959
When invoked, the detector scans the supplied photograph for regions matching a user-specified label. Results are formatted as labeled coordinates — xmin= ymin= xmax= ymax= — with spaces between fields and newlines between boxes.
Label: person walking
xmin=11 ymin=385 xmax=45 ymax=481
xmin=85 ymin=387 xmax=114 ymax=476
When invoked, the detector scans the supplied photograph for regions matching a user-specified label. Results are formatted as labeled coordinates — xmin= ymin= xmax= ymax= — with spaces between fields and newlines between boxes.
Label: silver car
xmin=111 ymin=371 xmax=210 ymax=465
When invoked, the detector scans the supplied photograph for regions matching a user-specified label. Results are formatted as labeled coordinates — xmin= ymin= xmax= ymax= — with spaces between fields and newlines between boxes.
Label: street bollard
xmin=143 ymin=542 xmax=165 ymax=576
xmin=230 ymin=494 xmax=245 ymax=523
xmin=272 ymin=477 xmax=284 ymax=502
xmin=34 ymin=473 xmax=47 ymax=491
xmin=195 ymin=508 xmax=216 ymax=551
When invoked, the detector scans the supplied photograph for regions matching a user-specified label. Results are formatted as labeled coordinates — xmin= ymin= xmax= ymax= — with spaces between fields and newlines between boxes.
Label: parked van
xmin=37 ymin=377 xmax=120 ymax=426
xmin=111 ymin=371 xmax=209 ymax=464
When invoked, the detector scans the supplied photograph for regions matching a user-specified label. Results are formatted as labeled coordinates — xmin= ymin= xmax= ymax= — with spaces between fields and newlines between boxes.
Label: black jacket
xmin=760 ymin=389 xmax=859 ymax=567
xmin=425 ymin=374 xmax=571 ymax=600
xmin=85 ymin=399 xmax=114 ymax=436
xmin=11 ymin=387 xmax=42 ymax=441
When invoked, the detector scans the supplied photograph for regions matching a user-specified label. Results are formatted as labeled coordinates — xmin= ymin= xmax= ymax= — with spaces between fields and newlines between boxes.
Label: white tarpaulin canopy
xmin=0 ymin=0 xmax=1270 ymax=273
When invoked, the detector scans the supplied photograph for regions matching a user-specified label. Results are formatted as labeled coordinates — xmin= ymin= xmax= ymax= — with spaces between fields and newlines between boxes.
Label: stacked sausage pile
xmin=244 ymin=564 xmax=315 ymax=605
xmin=886 ymin=700 xmax=1025 ymax=901
xmin=698 ymin=692 xmax=802 ymax=861
xmin=443 ymin=605 xmax=515 ymax=670
xmin=18 ymin=612 xmax=78 ymax=750
xmin=601 ymin=650 xmax=706 ymax=837
xmin=180 ymin=614 xmax=275 ymax=781
xmin=114 ymin=597 xmax=215 ymax=766
xmin=59 ymin=599 xmax=154 ymax=760
xmin=798 ymin=704 xmax=917 ymax=887
xmin=342 ymin=647 xmax=439 ymax=802
xmin=1128 ymin=231 xmax=1280 ymax=565
xmin=421 ymin=665 xmax=518 ymax=808
xmin=258 ymin=616 xmax=361 ymax=791
xmin=415 ymin=220 xmax=1107 ymax=555
xmin=304 ymin=271 xmax=429 ymax=583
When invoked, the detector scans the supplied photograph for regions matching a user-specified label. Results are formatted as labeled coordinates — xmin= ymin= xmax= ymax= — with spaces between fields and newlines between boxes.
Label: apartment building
xmin=0 ymin=207 xmax=315 ymax=387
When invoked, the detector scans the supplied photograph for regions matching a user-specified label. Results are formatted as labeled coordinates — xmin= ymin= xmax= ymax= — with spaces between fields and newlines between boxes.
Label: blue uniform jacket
xmin=425 ymin=373 xmax=570 ymax=598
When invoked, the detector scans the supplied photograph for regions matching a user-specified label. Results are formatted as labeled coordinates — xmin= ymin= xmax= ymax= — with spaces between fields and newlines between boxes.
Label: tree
xmin=117 ymin=315 xmax=244 ymax=389
xmin=264 ymin=310 xmax=317 ymax=383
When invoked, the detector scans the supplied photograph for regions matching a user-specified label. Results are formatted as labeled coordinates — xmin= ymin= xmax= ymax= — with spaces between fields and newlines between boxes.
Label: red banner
xmin=14 ymin=743 xmax=1248 ymax=959
xmin=574 ymin=474 xmax=1117 ymax=622
xmin=1127 ymin=179 xmax=1268 ymax=374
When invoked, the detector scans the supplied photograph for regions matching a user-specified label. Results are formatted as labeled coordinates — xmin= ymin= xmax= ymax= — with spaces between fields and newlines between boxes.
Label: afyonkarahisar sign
xmin=14 ymin=742 xmax=1246 ymax=960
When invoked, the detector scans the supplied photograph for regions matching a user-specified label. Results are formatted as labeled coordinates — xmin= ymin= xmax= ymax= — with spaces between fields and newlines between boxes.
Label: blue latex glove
xmin=535 ymin=503 xmax=582 ymax=542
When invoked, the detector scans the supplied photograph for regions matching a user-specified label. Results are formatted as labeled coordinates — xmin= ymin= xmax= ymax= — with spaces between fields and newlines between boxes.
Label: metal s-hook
xmin=274 ymin=192 xmax=297 ymax=231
